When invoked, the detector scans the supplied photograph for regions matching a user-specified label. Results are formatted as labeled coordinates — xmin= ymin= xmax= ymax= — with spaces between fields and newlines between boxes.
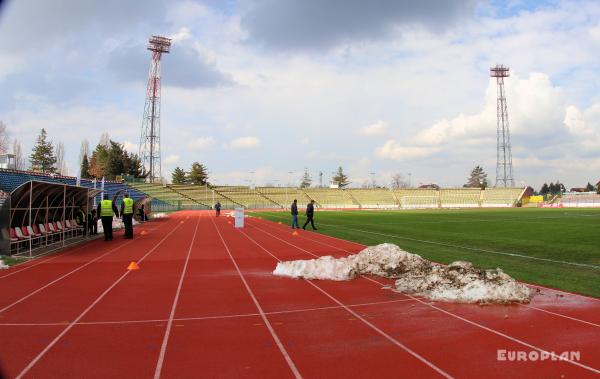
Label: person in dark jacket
xmin=215 ymin=201 xmax=221 ymax=217
xmin=97 ymin=198 xmax=119 ymax=241
xmin=75 ymin=206 xmax=87 ymax=236
xmin=87 ymin=209 xmax=98 ymax=235
xmin=302 ymin=200 xmax=317 ymax=230
xmin=291 ymin=199 xmax=299 ymax=229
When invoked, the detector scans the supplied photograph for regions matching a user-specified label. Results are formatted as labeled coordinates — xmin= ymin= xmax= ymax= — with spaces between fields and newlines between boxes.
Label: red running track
xmin=0 ymin=211 xmax=598 ymax=378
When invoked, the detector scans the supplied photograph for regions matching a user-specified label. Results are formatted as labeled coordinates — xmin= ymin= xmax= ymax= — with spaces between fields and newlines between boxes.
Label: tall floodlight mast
xmin=490 ymin=64 xmax=514 ymax=188
xmin=139 ymin=35 xmax=171 ymax=183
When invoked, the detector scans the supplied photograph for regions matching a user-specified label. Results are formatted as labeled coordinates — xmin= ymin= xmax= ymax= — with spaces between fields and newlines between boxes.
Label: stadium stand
xmin=560 ymin=193 xmax=600 ymax=208
xmin=439 ymin=188 xmax=481 ymax=208
xmin=167 ymin=185 xmax=238 ymax=209
xmin=393 ymin=189 xmax=439 ymax=208
xmin=255 ymin=187 xmax=312 ymax=208
xmin=345 ymin=188 xmax=397 ymax=208
xmin=211 ymin=186 xmax=279 ymax=209
xmin=481 ymin=188 xmax=524 ymax=207
xmin=129 ymin=183 xmax=208 ymax=210
xmin=302 ymin=188 xmax=355 ymax=208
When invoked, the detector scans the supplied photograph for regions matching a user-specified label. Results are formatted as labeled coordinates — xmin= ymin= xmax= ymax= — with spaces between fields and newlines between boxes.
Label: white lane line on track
xmin=238 ymin=227 xmax=452 ymax=379
xmin=250 ymin=221 xmax=600 ymax=376
xmin=0 ymin=298 xmax=417 ymax=327
xmin=0 ymin=219 xmax=174 ymax=313
xmin=15 ymin=218 xmax=185 ymax=379
xmin=153 ymin=216 xmax=201 ymax=379
xmin=520 ymin=305 xmax=600 ymax=328
xmin=0 ymin=240 xmax=134 ymax=314
xmin=252 ymin=219 xmax=600 ymax=327
xmin=213 ymin=219 xmax=303 ymax=379
xmin=252 ymin=213 xmax=599 ymax=269
xmin=360 ymin=275 xmax=600 ymax=376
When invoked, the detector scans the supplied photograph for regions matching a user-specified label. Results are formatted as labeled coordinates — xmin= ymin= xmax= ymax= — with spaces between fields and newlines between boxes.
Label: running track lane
xmin=211 ymin=217 xmax=452 ymax=378
xmin=244 ymin=217 xmax=600 ymax=378
xmin=156 ymin=216 xmax=303 ymax=378
xmin=0 ymin=215 xmax=182 ymax=378
xmin=15 ymin=214 xmax=194 ymax=378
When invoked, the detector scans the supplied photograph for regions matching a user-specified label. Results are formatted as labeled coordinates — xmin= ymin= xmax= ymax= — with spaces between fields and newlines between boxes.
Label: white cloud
xmin=376 ymin=140 xmax=440 ymax=160
xmin=227 ymin=136 xmax=261 ymax=149
xmin=122 ymin=141 xmax=138 ymax=154
xmin=360 ymin=120 xmax=389 ymax=136
xmin=187 ymin=137 xmax=216 ymax=150
xmin=165 ymin=154 xmax=180 ymax=164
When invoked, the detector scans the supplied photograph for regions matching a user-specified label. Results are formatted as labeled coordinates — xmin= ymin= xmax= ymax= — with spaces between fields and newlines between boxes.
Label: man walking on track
xmin=97 ymin=197 xmax=119 ymax=241
xmin=120 ymin=193 xmax=134 ymax=239
xmin=302 ymin=199 xmax=317 ymax=230
xmin=215 ymin=201 xmax=221 ymax=217
xmin=291 ymin=199 xmax=299 ymax=229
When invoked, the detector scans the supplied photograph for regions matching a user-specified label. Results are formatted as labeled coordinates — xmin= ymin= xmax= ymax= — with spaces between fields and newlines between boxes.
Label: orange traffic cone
xmin=180 ymin=220 xmax=184 ymax=224
xmin=127 ymin=261 xmax=140 ymax=270
xmin=277 ymin=221 xmax=282 ymax=225
xmin=228 ymin=221 xmax=232 ymax=225
xmin=292 ymin=231 xmax=299 ymax=236
xmin=140 ymin=230 xmax=148 ymax=236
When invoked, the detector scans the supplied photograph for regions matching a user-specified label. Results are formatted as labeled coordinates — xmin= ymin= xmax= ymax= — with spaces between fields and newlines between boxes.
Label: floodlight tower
xmin=139 ymin=35 xmax=171 ymax=183
xmin=490 ymin=64 xmax=514 ymax=188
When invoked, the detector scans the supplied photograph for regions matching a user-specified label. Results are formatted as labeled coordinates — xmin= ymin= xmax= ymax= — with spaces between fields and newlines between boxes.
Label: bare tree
xmin=391 ymin=173 xmax=408 ymax=189
xmin=0 ymin=121 xmax=8 ymax=154
xmin=13 ymin=140 xmax=24 ymax=170
xmin=79 ymin=139 xmax=89 ymax=167
xmin=99 ymin=132 xmax=110 ymax=147
xmin=55 ymin=142 xmax=65 ymax=175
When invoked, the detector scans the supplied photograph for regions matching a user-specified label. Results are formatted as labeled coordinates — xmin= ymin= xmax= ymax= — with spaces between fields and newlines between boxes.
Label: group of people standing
xmin=76 ymin=193 xmax=143 ymax=242
xmin=291 ymin=199 xmax=317 ymax=230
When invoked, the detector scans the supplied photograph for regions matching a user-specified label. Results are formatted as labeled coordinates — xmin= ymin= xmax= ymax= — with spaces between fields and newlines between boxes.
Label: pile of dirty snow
xmin=0 ymin=259 xmax=9 ymax=269
xmin=273 ymin=243 xmax=530 ymax=304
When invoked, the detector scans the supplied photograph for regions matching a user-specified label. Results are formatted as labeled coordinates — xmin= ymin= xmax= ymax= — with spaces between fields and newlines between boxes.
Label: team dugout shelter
xmin=0 ymin=180 xmax=102 ymax=256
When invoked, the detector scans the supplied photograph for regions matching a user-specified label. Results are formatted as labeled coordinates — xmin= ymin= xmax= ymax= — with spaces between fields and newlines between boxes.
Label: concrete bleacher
xmin=129 ymin=183 xmax=207 ymax=209
xmin=439 ymin=188 xmax=481 ymax=208
xmin=212 ymin=186 xmax=279 ymax=209
xmin=302 ymin=188 xmax=355 ymax=208
xmin=560 ymin=193 xmax=600 ymax=208
xmin=481 ymin=188 xmax=523 ymax=207
xmin=168 ymin=185 xmax=236 ymax=209
xmin=345 ymin=188 xmax=397 ymax=208
xmin=256 ymin=187 xmax=312 ymax=208
xmin=393 ymin=189 xmax=439 ymax=208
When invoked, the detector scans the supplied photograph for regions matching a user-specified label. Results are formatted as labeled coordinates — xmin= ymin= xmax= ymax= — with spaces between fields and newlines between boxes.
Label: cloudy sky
xmin=1 ymin=0 xmax=600 ymax=189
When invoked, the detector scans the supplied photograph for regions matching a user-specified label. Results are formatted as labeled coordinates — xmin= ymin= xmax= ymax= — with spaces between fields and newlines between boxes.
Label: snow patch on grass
xmin=273 ymin=243 xmax=531 ymax=304
xmin=0 ymin=259 xmax=8 ymax=269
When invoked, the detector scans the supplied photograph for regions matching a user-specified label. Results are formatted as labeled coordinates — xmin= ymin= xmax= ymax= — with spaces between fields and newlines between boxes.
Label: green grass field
xmin=253 ymin=208 xmax=600 ymax=298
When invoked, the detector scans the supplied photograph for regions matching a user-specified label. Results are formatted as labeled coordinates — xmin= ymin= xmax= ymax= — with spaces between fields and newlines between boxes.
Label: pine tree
xmin=172 ymin=167 xmax=187 ymax=184
xmin=300 ymin=168 xmax=312 ymax=188
xmin=188 ymin=162 xmax=209 ymax=185
xmin=540 ymin=183 xmax=549 ymax=194
xmin=332 ymin=166 xmax=350 ymax=188
xmin=80 ymin=154 xmax=91 ymax=178
xmin=128 ymin=154 xmax=144 ymax=178
xmin=464 ymin=165 xmax=488 ymax=189
xmin=106 ymin=140 xmax=125 ymax=179
xmin=29 ymin=128 xmax=57 ymax=173
xmin=585 ymin=182 xmax=595 ymax=192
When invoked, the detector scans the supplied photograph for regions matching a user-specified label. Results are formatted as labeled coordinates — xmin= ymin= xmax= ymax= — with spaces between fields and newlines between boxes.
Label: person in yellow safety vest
xmin=120 ymin=193 xmax=135 ymax=239
xmin=97 ymin=198 xmax=119 ymax=241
